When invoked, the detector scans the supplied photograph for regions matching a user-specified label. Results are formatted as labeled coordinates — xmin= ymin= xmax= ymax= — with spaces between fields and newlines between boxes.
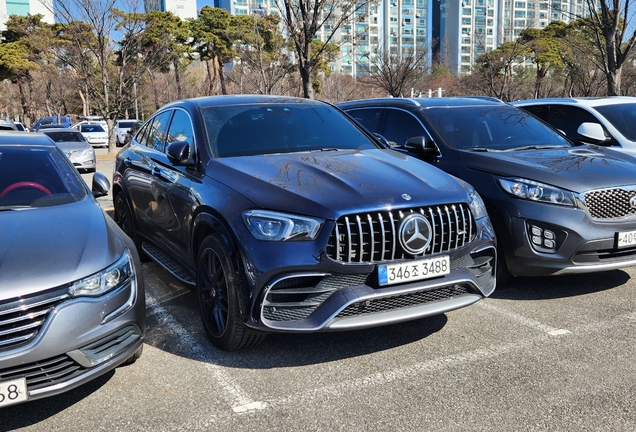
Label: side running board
xmin=141 ymin=242 xmax=196 ymax=286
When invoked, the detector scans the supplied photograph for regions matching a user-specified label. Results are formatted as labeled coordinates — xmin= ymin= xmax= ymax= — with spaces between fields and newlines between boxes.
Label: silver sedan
xmin=41 ymin=128 xmax=96 ymax=172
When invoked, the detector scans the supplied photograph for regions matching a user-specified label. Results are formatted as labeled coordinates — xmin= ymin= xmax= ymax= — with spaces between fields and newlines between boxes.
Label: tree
xmin=361 ymin=42 xmax=430 ymax=97
xmin=277 ymin=0 xmax=372 ymax=99
xmin=583 ymin=0 xmax=636 ymax=95
xmin=472 ymin=40 xmax=530 ymax=101
xmin=519 ymin=22 xmax=567 ymax=98
xmin=231 ymin=14 xmax=296 ymax=95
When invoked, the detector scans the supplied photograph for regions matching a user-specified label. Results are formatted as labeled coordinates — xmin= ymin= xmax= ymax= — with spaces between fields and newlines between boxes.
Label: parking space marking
xmin=477 ymin=300 xmax=570 ymax=335
xmin=145 ymin=293 xmax=259 ymax=411
xmin=233 ymin=310 xmax=635 ymax=417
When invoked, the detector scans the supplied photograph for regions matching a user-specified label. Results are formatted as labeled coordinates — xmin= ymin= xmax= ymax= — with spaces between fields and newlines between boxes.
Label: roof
xmin=512 ymin=96 xmax=636 ymax=108
xmin=162 ymin=95 xmax=329 ymax=111
xmin=0 ymin=131 xmax=55 ymax=146
xmin=338 ymin=96 xmax=506 ymax=109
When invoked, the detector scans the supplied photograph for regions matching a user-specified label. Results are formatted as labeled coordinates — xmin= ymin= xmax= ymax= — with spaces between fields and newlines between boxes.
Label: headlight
xmin=243 ymin=210 xmax=324 ymax=241
xmin=498 ymin=178 xmax=576 ymax=207
xmin=81 ymin=147 xmax=94 ymax=158
xmin=467 ymin=186 xmax=488 ymax=220
xmin=69 ymin=250 xmax=134 ymax=297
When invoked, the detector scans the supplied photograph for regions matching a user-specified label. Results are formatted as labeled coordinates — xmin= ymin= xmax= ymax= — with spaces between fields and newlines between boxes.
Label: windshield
xmin=80 ymin=124 xmax=105 ymax=133
xmin=424 ymin=105 xmax=571 ymax=151
xmin=118 ymin=121 xmax=136 ymax=129
xmin=0 ymin=146 xmax=88 ymax=209
xmin=44 ymin=131 xmax=85 ymax=142
xmin=203 ymin=103 xmax=379 ymax=157
xmin=594 ymin=103 xmax=636 ymax=141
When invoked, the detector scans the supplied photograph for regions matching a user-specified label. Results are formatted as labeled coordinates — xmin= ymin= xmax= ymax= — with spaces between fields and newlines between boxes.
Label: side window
xmin=382 ymin=109 xmax=426 ymax=146
xmin=166 ymin=110 xmax=195 ymax=150
xmin=520 ymin=105 xmax=547 ymax=120
xmin=136 ymin=121 xmax=153 ymax=147
xmin=147 ymin=111 xmax=173 ymax=152
xmin=546 ymin=105 xmax=601 ymax=141
xmin=346 ymin=108 xmax=383 ymax=133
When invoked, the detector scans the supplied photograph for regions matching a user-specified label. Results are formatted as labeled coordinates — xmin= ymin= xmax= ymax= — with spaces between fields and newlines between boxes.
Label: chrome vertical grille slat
xmin=326 ymin=204 xmax=477 ymax=263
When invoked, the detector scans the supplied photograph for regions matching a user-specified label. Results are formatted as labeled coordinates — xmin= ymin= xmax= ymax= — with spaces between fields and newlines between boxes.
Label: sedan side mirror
xmin=402 ymin=136 xmax=440 ymax=156
xmin=92 ymin=172 xmax=110 ymax=197
xmin=577 ymin=122 xmax=610 ymax=144
xmin=167 ymin=141 xmax=196 ymax=166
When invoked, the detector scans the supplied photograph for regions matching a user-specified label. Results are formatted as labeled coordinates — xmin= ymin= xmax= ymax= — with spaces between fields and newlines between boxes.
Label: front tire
xmin=196 ymin=235 xmax=266 ymax=351
xmin=114 ymin=192 xmax=148 ymax=262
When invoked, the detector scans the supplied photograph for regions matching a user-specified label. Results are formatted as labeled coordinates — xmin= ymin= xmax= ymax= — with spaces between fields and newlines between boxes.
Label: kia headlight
xmin=498 ymin=178 xmax=576 ymax=207
xmin=69 ymin=250 xmax=134 ymax=297
xmin=243 ymin=210 xmax=324 ymax=241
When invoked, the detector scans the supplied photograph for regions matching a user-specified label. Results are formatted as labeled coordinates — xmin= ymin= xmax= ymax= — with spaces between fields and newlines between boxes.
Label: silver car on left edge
xmin=0 ymin=132 xmax=145 ymax=407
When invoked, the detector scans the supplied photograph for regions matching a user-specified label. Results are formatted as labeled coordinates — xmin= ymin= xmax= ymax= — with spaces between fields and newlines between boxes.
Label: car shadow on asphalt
xmin=491 ymin=269 xmax=631 ymax=301
xmin=0 ymin=371 xmax=114 ymax=429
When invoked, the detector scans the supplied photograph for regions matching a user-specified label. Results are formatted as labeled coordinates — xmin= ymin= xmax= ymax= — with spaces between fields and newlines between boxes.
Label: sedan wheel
xmin=197 ymin=235 xmax=265 ymax=351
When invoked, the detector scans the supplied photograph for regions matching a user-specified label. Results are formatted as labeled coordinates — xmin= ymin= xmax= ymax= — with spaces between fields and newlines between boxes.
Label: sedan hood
xmin=0 ymin=199 xmax=128 ymax=300
xmin=214 ymin=149 xmax=470 ymax=219
xmin=461 ymin=146 xmax=636 ymax=192
xmin=56 ymin=141 xmax=91 ymax=152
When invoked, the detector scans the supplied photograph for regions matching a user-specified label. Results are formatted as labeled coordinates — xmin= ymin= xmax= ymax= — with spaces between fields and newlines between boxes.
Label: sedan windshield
xmin=44 ymin=131 xmax=85 ymax=142
xmin=424 ymin=105 xmax=571 ymax=151
xmin=0 ymin=146 xmax=87 ymax=209
xmin=204 ymin=103 xmax=379 ymax=157
xmin=594 ymin=103 xmax=636 ymax=141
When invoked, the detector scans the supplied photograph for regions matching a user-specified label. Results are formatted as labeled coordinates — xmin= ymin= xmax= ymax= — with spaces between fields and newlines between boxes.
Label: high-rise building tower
xmin=0 ymin=0 xmax=53 ymax=31
xmin=144 ymin=0 xmax=198 ymax=20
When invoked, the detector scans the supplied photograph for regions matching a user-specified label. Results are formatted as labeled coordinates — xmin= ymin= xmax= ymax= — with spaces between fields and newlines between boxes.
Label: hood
xmin=213 ymin=149 xmax=470 ymax=220
xmin=56 ymin=141 xmax=92 ymax=152
xmin=461 ymin=146 xmax=636 ymax=192
xmin=0 ymin=199 xmax=128 ymax=300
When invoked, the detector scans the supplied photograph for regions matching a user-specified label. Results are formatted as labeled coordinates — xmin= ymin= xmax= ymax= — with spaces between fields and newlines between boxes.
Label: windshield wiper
xmin=504 ymin=145 xmax=566 ymax=152
xmin=465 ymin=147 xmax=491 ymax=152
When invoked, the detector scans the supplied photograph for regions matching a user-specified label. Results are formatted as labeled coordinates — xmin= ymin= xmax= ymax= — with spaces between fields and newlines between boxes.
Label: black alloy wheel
xmin=196 ymin=235 xmax=265 ymax=351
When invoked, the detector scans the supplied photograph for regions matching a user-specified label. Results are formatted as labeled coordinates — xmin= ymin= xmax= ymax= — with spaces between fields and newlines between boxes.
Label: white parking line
xmin=145 ymin=293 xmax=260 ymax=411
xmin=476 ymin=300 xmax=571 ymax=335
xmin=232 ymin=311 xmax=635 ymax=416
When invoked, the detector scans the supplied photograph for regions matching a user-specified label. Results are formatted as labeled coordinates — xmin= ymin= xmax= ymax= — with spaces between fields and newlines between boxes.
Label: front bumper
xmin=0 ymin=274 xmax=145 ymax=404
xmin=497 ymin=197 xmax=636 ymax=276
xmin=239 ymin=217 xmax=496 ymax=332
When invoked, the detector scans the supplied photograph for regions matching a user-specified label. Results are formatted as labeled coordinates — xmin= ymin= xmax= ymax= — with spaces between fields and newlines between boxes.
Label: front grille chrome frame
xmin=326 ymin=204 xmax=476 ymax=263
xmin=584 ymin=186 xmax=636 ymax=220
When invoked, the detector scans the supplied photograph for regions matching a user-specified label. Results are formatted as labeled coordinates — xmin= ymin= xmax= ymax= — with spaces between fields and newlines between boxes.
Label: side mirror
xmin=92 ymin=172 xmax=110 ymax=197
xmin=403 ymin=136 xmax=440 ymax=156
xmin=166 ymin=141 xmax=195 ymax=166
xmin=577 ymin=122 xmax=610 ymax=144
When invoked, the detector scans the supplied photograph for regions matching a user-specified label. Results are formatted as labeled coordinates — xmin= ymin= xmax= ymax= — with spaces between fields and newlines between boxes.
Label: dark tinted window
xmin=594 ymin=103 xmax=636 ymax=141
xmin=381 ymin=109 xmax=426 ymax=146
xmin=117 ymin=121 xmax=136 ymax=129
xmin=166 ymin=110 xmax=194 ymax=149
xmin=0 ymin=146 xmax=87 ymax=208
xmin=80 ymin=124 xmax=105 ymax=133
xmin=205 ymin=103 xmax=378 ymax=157
xmin=147 ymin=111 xmax=173 ymax=152
xmin=424 ymin=105 xmax=570 ymax=150
xmin=519 ymin=104 xmax=547 ymax=120
xmin=43 ymin=131 xmax=85 ymax=142
xmin=346 ymin=108 xmax=383 ymax=133
xmin=546 ymin=105 xmax=600 ymax=141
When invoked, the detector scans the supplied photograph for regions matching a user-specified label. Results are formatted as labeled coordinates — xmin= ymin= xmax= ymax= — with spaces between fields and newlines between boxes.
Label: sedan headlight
xmin=81 ymin=147 xmax=95 ymax=158
xmin=498 ymin=178 xmax=576 ymax=207
xmin=69 ymin=250 xmax=134 ymax=297
xmin=243 ymin=210 xmax=324 ymax=241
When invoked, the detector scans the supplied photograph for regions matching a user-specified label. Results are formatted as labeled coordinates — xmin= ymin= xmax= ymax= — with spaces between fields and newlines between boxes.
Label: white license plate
xmin=0 ymin=377 xmax=28 ymax=407
xmin=378 ymin=256 xmax=450 ymax=286
xmin=617 ymin=230 xmax=636 ymax=248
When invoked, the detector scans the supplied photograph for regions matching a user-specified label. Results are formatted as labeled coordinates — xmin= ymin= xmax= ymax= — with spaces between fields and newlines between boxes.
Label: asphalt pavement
xmin=3 ymin=150 xmax=635 ymax=431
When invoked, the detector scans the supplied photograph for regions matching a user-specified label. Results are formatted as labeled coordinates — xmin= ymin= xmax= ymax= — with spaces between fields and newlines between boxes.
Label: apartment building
xmin=0 ymin=0 xmax=53 ymax=31
xmin=144 ymin=0 xmax=198 ymax=20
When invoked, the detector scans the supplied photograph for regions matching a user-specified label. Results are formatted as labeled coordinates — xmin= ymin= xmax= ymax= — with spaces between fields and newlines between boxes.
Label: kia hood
xmin=461 ymin=146 xmax=636 ymax=192
xmin=0 ymin=199 xmax=129 ymax=300
xmin=213 ymin=149 xmax=473 ymax=220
